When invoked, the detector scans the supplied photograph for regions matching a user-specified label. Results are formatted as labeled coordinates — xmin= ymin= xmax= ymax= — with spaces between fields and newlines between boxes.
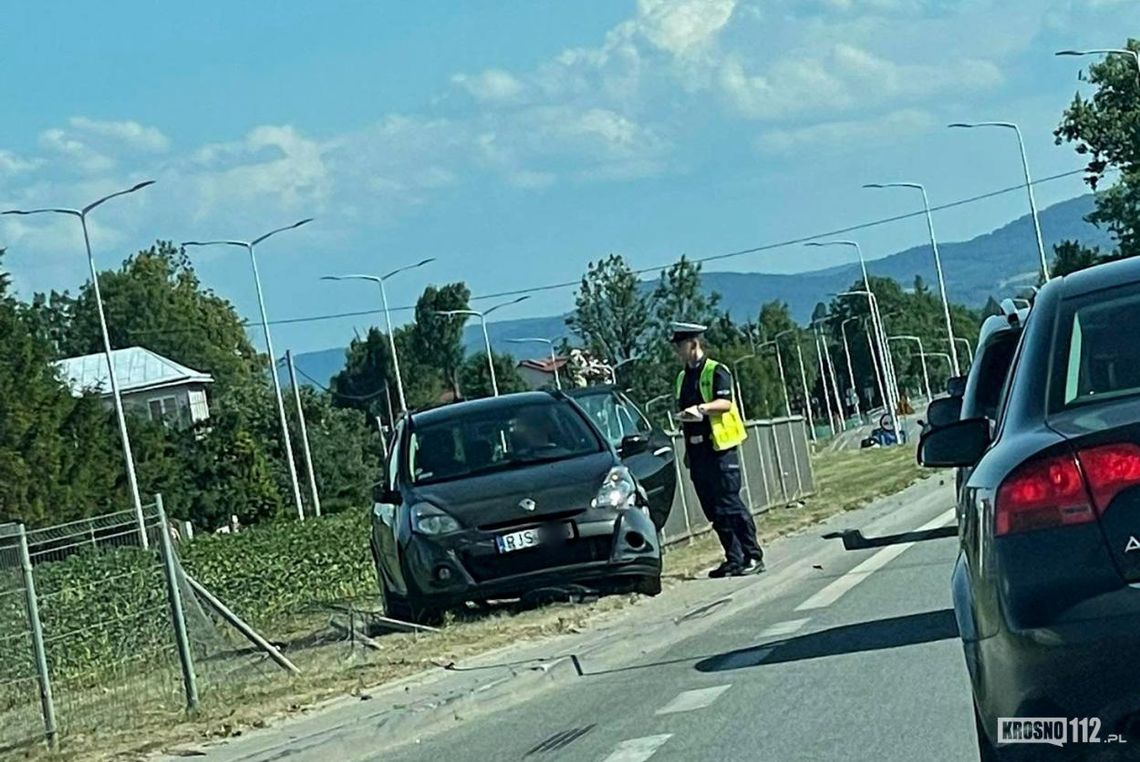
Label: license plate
xmin=495 ymin=524 xmax=574 ymax=553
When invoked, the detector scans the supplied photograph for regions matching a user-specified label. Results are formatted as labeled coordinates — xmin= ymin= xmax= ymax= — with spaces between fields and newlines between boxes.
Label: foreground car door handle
xmin=653 ymin=446 xmax=672 ymax=457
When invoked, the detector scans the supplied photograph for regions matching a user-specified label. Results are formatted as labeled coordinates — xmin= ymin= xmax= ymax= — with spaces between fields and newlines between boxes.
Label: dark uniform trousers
xmin=689 ymin=445 xmax=762 ymax=566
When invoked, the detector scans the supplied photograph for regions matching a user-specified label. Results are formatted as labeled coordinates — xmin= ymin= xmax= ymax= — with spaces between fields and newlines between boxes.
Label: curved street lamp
xmin=948 ymin=123 xmax=1049 ymax=284
xmin=436 ymin=296 xmax=530 ymax=396
xmin=506 ymin=337 xmax=562 ymax=390
xmin=862 ymin=182 xmax=961 ymax=374
xmin=321 ymin=257 xmax=436 ymax=413
xmin=183 ymin=218 xmax=313 ymax=521
xmin=4 ymin=180 xmax=156 ymax=546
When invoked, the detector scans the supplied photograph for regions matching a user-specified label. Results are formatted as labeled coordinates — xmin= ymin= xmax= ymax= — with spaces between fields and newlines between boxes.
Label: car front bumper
xmin=399 ymin=506 xmax=661 ymax=604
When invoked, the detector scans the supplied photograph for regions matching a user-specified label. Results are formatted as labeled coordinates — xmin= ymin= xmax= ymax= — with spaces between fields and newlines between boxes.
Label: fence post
xmin=17 ymin=525 xmax=57 ymax=749
xmin=787 ymin=420 xmax=804 ymax=499
xmin=769 ymin=424 xmax=788 ymax=503
xmin=670 ymin=434 xmax=694 ymax=545
xmin=155 ymin=495 xmax=199 ymax=711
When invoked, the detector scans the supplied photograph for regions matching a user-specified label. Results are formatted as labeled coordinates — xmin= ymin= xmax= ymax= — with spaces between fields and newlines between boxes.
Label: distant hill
xmin=289 ymin=194 xmax=1113 ymax=388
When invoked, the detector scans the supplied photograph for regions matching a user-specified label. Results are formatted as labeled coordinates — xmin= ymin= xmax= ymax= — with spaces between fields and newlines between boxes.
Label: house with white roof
xmin=54 ymin=347 xmax=214 ymax=426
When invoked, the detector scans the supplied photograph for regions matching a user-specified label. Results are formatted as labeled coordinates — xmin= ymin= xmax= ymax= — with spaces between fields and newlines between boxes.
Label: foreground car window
xmin=573 ymin=392 xmax=647 ymax=448
xmin=409 ymin=401 xmax=603 ymax=484
xmin=1056 ymin=288 xmax=1140 ymax=410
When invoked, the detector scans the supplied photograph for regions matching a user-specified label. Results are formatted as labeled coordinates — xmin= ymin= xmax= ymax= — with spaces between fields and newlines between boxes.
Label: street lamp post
xmin=3 ymin=180 xmax=156 ymax=547
xmin=840 ymin=317 xmax=864 ymax=422
xmin=436 ymin=296 xmax=530 ymax=397
xmin=836 ymin=290 xmax=902 ymax=444
xmin=183 ymin=219 xmax=313 ymax=522
xmin=813 ymin=319 xmax=847 ymax=430
xmin=321 ymin=258 xmax=435 ymax=414
xmin=864 ymin=182 xmax=960 ymax=375
xmin=950 ymin=336 xmax=973 ymax=366
xmin=506 ymin=337 xmax=562 ymax=390
xmin=888 ymin=335 xmax=932 ymax=402
xmin=792 ymin=342 xmax=817 ymax=443
xmin=806 ymin=240 xmax=898 ymax=410
xmin=731 ymin=353 xmax=757 ymax=422
xmin=772 ymin=331 xmax=798 ymax=419
xmin=948 ymin=123 xmax=1050 ymax=284
xmin=1056 ymin=48 xmax=1140 ymax=89
xmin=608 ymin=355 xmax=643 ymax=385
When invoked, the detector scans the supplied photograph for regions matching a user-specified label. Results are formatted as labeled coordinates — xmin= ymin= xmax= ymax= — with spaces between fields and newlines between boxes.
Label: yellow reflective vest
xmin=674 ymin=359 xmax=747 ymax=451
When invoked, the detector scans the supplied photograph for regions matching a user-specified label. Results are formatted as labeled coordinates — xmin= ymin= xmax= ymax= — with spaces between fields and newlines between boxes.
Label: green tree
xmin=1051 ymin=239 xmax=1105 ymax=277
xmin=1055 ymin=40 xmax=1139 ymax=262
xmin=460 ymin=352 xmax=527 ymax=398
xmin=566 ymin=255 xmax=651 ymax=364
xmin=54 ymin=242 xmax=259 ymax=386
xmin=410 ymin=283 xmax=470 ymax=396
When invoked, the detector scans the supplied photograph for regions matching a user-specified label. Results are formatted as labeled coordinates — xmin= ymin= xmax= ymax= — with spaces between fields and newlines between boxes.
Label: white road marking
xmin=795 ymin=508 xmax=956 ymax=612
xmin=655 ymin=685 xmax=732 ymax=715
xmin=602 ymin=734 xmax=673 ymax=762
xmin=716 ymin=647 xmax=773 ymax=671
xmin=759 ymin=618 xmax=810 ymax=638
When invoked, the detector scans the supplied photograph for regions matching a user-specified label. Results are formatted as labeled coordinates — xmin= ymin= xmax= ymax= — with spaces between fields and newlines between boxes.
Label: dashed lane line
xmin=602 ymin=734 xmax=674 ymax=762
xmin=655 ymin=685 xmax=732 ymax=715
xmin=794 ymin=508 xmax=956 ymax=612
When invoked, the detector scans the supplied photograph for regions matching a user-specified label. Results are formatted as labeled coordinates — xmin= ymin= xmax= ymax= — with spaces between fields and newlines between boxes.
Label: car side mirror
xmin=926 ymin=396 xmax=963 ymax=429
xmin=619 ymin=433 xmax=650 ymax=458
xmin=371 ymin=481 xmax=401 ymax=505
xmin=918 ymin=418 xmax=991 ymax=468
xmin=946 ymin=375 xmax=968 ymax=398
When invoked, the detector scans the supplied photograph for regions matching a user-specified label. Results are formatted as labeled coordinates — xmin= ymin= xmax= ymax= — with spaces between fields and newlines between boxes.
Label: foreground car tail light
xmin=995 ymin=454 xmax=1093 ymax=536
xmin=1077 ymin=443 xmax=1140 ymax=513
xmin=995 ymin=443 xmax=1140 ymax=536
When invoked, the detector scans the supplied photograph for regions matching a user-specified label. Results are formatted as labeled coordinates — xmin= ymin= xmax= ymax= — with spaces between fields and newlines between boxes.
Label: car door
xmin=373 ymin=419 xmax=406 ymax=592
xmin=613 ymin=391 xmax=677 ymax=529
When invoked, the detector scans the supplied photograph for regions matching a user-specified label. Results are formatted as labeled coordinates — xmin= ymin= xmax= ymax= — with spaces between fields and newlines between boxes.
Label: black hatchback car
xmin=371 ymin=391 xmax=666 ymax=625
xmin=920 ymin=257 xmax=1140 ymax=758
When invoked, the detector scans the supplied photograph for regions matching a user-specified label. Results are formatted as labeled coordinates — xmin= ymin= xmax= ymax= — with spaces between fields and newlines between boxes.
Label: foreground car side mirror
xmin=918 ymin=418 xmax=991 ymax=468
xmin=926 ymin=396 xmax=963 ymax=429
xmin=619 ymin=433 xmax=650 ymax=458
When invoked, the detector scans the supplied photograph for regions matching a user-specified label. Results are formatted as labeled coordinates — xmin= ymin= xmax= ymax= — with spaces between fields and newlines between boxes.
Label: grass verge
xmin=13 ymin=445 xmax=928 ymax=762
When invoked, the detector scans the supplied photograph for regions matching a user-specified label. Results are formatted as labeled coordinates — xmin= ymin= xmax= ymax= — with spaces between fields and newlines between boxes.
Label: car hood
xmin=410 ymin=451 xmax=617 ymax=529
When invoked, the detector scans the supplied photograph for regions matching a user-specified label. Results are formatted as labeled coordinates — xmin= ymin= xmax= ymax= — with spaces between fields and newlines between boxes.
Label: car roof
xmin=409 ymin=390 xmax=560 ymax=426
xmin=1060 ymin=255 xmax=1140 ymax=299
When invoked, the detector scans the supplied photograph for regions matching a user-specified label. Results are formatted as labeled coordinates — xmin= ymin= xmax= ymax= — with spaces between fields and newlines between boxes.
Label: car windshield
xmin=408 ymin=399 xmax=603 ymax=485
xmin=1053 ymin=286 xmax=1140 ymax=411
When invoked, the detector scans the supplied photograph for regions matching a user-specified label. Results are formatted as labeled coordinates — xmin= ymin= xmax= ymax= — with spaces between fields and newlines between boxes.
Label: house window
xmin=148 ymin=396 xmax=179 ymax=425
xmin=188 ymin=389 xmax=210 ymax=422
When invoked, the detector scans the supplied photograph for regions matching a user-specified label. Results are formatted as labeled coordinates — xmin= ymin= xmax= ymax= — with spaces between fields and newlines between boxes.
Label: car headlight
xmin=411 ymin=503 xmax=461 ymax=535
xmin=592 ymin=466 xmax=639 ymax=510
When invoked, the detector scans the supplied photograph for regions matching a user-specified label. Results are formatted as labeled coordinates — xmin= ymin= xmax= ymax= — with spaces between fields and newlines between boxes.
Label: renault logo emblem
xmin=519 ymin=498 xmax=536 ymax=512
xmin=1126 ymin=536 xmax=1140 ymax=553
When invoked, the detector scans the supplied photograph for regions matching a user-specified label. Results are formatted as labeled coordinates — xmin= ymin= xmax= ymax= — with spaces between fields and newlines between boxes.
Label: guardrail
xmin=661 ymin=416 xmax=815 ymax=546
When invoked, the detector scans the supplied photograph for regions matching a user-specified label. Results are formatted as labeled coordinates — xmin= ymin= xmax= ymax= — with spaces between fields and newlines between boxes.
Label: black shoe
xmin=708 ymin=562 xmax=737 ymax=579
xmin=732 ymin=558 xmax=766 ymax=576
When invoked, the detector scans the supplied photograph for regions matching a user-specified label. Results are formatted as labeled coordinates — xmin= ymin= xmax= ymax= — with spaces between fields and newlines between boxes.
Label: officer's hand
xmin=681 ymin=405 xmax=704 ymax=421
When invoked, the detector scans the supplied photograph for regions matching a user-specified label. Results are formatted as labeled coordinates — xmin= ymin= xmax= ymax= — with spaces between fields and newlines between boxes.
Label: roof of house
xmin=517 ymin=357 xmax=568 ymax=374
xmin=54 ymin=347 xmax=214 ymax=397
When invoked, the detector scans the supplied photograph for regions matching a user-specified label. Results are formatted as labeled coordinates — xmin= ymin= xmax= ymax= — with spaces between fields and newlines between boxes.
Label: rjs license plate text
xmin=496 ymin=524 xmax=573 ymax=553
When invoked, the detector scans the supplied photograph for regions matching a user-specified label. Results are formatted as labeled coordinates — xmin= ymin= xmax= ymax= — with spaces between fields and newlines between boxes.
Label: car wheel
xmin=379 ymin=573 xmax=446 ymax=627
xmin=635 ymin=574 xmax=662 ymax=597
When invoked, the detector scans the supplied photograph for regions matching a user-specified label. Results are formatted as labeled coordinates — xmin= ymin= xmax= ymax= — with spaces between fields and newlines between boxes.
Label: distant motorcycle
xmin=860 ymin=414 xmax=905 ymax=449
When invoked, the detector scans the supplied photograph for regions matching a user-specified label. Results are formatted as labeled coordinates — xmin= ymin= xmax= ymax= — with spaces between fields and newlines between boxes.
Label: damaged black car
xmin=369 ymin=391 xmax=665 ymax=625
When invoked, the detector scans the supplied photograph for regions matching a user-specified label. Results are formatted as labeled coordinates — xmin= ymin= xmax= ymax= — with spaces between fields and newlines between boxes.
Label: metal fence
xmin=660 ymin=416 xmax=814 ymax=546
xmin=0 ymin=498 xmax=278 ymax=755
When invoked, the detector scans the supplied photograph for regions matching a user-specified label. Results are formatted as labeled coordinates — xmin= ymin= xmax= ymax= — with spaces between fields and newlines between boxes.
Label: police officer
xmin=671 ymin=322 xmax=765 ymax=577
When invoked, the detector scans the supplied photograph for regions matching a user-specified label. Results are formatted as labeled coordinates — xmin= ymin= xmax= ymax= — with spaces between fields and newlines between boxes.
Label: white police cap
xmin=670 ymin=321 xmax=708 ymax=343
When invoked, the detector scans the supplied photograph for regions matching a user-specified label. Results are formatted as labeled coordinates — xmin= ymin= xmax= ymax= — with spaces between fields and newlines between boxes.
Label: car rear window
xmin=1051 ymin=285 xmax=1140 ymax=412
xmin=408 ymin=399 xmax=603 ymax=485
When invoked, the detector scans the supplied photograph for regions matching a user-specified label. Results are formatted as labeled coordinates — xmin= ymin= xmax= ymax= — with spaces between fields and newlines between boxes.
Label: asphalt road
xmin=375 ymin=498 xmax=972 ymax=761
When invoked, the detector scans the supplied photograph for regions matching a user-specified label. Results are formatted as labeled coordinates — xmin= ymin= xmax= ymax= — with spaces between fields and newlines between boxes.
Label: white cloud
xmin=635 ymin=0 xmax=736 ymax=57
xmin=755 ymin=108 xmax=935 ymax=155
xmin=0 ymin=150 xmax=40 ymax=177
xmin=451 ymin=69 xmax=525 ymax=103
xmin=720 ymin=44 xmax=1003 ymax=120
xmin=67 ymin=117 xmax=170 ymax=153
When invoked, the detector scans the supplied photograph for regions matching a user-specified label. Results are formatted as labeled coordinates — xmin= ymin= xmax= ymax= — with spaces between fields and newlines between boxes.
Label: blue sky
xmin=1 ymin=0 xmax=1137 ymax=354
